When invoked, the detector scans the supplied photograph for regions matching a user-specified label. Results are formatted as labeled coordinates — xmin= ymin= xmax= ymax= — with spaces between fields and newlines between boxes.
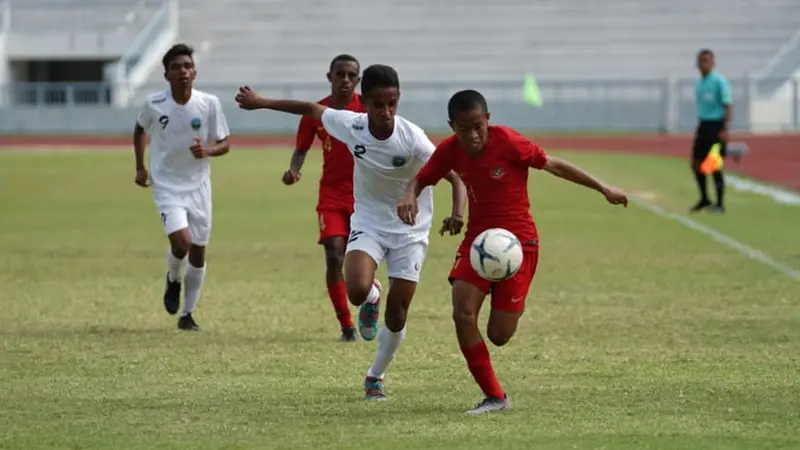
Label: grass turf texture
xmin=1 ymin=149 xmax=799 ymax=450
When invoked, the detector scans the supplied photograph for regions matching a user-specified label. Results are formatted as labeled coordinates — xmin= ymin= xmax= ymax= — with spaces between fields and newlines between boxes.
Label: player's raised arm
xmin=235 ymin=86 xmax=327 ymax=121
xmin=133 ymin=100 xmax=151 ymax=187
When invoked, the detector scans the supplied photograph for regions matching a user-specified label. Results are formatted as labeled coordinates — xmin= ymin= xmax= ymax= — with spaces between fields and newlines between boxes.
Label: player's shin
xmin=367 ymin=326 xmax=406 ymax=379
xmin=182 ymin=263 xmax=206 ymax=317
xmin=166 ymin=247 xmax=187 ymax=282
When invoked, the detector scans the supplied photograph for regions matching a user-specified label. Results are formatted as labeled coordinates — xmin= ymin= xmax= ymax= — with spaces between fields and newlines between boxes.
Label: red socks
xmin=461 ymin=341 xmax=505 ymax=399
xmin=327 ymin=281 xmax=353 ymax=329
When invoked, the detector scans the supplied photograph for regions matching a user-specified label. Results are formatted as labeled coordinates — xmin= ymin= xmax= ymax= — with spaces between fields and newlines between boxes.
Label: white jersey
xmin=320 ymin=108 xmax=435 ymax=240
xmin=137 ymin=88 xmax=230 ymax=193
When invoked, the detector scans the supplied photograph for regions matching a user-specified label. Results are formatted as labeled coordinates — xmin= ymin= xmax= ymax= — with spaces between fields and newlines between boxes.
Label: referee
xmin=690 ymin=48 xmax=732 ymax=213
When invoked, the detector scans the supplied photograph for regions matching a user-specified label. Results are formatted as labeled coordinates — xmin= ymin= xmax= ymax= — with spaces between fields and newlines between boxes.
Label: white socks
xmin=167 ymin=248 xmax=187 ymax=282
xmin=366 ymin=284 xmax=380 ymax=304
xmin=182 ymin=264 xmax=206 ymax=317
xmin=367 ymin=326 xmax=407 ymax=379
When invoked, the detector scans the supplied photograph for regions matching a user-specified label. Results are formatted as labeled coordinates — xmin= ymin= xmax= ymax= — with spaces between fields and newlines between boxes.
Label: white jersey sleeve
xmin=207 ymin=95 xmax=231 ymax=142
xmin=136 ymin=99 xmax=153 ymax=130
xmin=320 ymin=108 xmax=361 ymax=144
xmin=412 ymin=131 xmax=436 ymax=163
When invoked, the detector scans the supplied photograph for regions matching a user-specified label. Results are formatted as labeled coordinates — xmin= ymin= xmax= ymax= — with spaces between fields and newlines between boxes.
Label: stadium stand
xmin=140 ymin=0 xmax=800 ymax=84
xmin=7 ymin=0 xmax=162 ymax=58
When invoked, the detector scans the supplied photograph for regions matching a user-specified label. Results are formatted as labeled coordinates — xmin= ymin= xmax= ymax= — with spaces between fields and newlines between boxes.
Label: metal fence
xmin=1 ymin=77 xmax=799 ymax=135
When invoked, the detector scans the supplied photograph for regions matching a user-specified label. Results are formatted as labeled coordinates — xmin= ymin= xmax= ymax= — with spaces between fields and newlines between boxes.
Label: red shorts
xmin=448 ymin=249 xmax=539 ymax=313
xmin=316 ymin=208 xmax=351 ymax=244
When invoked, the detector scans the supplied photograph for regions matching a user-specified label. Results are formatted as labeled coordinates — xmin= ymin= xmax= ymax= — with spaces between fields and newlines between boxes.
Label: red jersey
xmin=415 ymin=125 xmax=549 ymax=253
xmin=295 ymin=94 xmax=365 ymax=210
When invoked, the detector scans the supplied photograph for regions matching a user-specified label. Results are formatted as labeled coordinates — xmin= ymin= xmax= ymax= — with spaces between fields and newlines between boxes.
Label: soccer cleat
xmin=689 ymin=199 xmax=712 ymax=213
xmin=358 ymin=279 xmax=381 ymax=341
xmin=177 ymin=313 xmax=199 ymax=331
xmin=465 ymin=395 xmax=511 ymax=415
xmin=364 ymin=376 xmax=387 ymax=401
xmin=708 ymin=205 xmax=726 ymax=214
xmin=340 ymin=326 xmax=358 ymax=342
xmin=163 ymin=273 xmax=181 ymax=315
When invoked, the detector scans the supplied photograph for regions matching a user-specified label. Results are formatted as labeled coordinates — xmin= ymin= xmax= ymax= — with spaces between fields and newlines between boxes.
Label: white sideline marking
xmin=632 ymin=197 xmax=800 ymax=282
xmin=726 ymin=175 xmax=800 ymax=206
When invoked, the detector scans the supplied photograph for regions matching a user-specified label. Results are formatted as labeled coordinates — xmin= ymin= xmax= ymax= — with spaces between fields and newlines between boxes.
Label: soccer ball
xmin=469 ymin=228 xmax=524 ymax=282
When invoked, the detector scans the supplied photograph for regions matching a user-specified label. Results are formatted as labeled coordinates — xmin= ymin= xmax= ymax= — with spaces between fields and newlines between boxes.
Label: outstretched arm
xmin=542 ymin=157 xmax=628 ymax=207
xmin=235 ymin=86 xmax=327 ymax=121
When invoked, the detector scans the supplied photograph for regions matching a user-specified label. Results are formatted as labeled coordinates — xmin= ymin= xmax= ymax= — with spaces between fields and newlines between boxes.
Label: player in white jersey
xmin=133 ymin=43 xmax=231 ymax=331
xmin=235 ymin=64 xmax=466 ymax=400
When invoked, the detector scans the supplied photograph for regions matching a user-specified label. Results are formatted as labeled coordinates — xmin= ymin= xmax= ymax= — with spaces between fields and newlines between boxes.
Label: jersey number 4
xmin=353 ymin=144 xmax=366 ymax=159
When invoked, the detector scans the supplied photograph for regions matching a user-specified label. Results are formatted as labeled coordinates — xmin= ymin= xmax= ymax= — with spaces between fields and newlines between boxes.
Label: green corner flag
xmin=523 ymin=73 xmax=543 ymax=108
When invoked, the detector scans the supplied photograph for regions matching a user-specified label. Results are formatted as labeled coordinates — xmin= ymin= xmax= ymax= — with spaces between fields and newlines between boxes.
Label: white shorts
xmin=345 ymin=229 xmax=428 ymax=283
xmin=152 ymin=181 xmax=212 ymax=246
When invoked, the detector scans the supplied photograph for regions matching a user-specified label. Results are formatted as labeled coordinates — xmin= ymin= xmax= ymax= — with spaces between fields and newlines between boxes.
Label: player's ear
xmin=326 ymin=72 xmax=332 ymax=83
xmin=485 ymin=112 xmax=491 ymax=122
xmin=447 ymin=119 xmax=454 ymax=130
xmin=163 ymin=72 xmax=168 ymax=81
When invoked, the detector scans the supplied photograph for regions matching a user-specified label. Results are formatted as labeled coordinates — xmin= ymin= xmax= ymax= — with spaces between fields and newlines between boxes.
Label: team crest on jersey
xmin=190 ymin=117 xmax=202 ymax=130
xmin=391 ymin=156 xmax=407 ymax=167
xmin=491 ymin=167 xmax=505 ymax=179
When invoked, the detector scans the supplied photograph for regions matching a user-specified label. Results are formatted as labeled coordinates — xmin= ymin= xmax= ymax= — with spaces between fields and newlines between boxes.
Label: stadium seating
xmin=8 ymin=0 xmax=162 ymax=56
xmin=142 ymin=0 xmax=800 ymax=84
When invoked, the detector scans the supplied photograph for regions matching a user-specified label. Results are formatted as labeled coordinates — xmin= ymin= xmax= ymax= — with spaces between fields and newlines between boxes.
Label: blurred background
xmin=1 ymin=0 xmax=800 ymax=135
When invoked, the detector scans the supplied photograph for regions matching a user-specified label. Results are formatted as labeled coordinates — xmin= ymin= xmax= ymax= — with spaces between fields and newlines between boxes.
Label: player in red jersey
xmin=283 ymin=54 xmax=365 ymax=342
xmin=398 ymin=90 xmax=628 ymax=414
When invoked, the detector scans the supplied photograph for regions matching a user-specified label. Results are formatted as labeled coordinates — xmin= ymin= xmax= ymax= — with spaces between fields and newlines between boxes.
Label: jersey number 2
xmin=353 ymin=144 xmax=366 ymax=159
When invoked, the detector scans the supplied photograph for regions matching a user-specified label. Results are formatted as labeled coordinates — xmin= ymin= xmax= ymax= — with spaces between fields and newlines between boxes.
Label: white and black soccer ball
xmin=469 ymin=228 xmax=524 ymax=282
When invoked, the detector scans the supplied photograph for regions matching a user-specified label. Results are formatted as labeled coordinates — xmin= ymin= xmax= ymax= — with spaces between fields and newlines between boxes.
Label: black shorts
xmin=692 ymin=120 xmax=727 ymax=161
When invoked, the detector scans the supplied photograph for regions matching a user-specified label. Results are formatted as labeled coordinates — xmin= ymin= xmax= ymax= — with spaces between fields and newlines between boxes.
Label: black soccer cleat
xmin=177 ymin=313 xmax=199 ymax=331
xmin=708 ymin=205 xmax=726 ymax=214
xmin=689 ymin=199 xmax=712 ymax=213
xmin=340 ymin=326 xmax=358 ymax=342
xmin=163 ymin=273 xmax=181 ymax=315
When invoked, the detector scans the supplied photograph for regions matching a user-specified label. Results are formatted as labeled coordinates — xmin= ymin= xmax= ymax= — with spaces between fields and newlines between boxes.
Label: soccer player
xmin=285 ymin=54 xmax=364 ymax=342
xmin=398 ymin=90 xmax=628 ymax=414
xmin=235 ymin=64 xmax=466 ymax=400
xmin=691 ymin=48 xmax=732 ymax=213
xmin=133 ymin=43 xmax=231 ymax=331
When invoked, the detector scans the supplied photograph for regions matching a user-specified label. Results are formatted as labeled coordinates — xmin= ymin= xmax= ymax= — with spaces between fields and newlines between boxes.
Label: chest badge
xmin=392 ymin=156 xmax=407 ymax=167
xmin=190 ymin=117 xmax=202 ymax=130
xmin=491 ymin=167 xmax=505 ymax=179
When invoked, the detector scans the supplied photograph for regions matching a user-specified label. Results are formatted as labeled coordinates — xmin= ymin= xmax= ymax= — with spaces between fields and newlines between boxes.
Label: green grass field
xmin=1 ymin=148 xmax=799 ymax=450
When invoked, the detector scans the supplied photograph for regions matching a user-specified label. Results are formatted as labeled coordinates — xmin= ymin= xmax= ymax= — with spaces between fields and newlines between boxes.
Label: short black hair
xmin=329 ymin=54 xmax=359 ymax=73
xmin=162 ymin=43 xmax=194 ymax=71
xmin=361 ymin=64 xmax=399 ymax=97
xmin=698 ymin=48 xmax=714 ymax=59
xmin=447 ymin=89 xmax=488 ymax=120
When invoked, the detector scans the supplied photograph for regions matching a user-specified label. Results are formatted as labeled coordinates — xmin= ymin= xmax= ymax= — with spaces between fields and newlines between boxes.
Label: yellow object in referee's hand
xmin=700 ymin=143 xmax=724 ymax=175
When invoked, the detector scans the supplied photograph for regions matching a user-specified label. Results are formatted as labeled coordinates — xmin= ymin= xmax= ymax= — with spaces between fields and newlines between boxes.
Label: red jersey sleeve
xmin=508 ymin=129 xmax=548 ymax=170
xmin=415 ymin=141 xmax=454 ymax=187
xmin=295 ymin=115 xmax=317 ymax=153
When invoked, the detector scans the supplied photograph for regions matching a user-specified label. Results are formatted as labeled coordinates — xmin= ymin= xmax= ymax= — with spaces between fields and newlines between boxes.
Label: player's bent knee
xmin=168 ymin=230 xmax=192 ymax=255
xmin=487 ymin=328 xmax=513 ymax=347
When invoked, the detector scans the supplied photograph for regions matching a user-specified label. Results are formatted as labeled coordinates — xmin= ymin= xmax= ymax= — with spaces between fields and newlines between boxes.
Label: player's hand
xmin=282 ymin=169 xmax=301 ymax=185
xmin=190 ymin=137 xmax=209 ymax=159
xmin=135 ymin=168 xmax=149 ymax=187
xmin=235 ymin=86 xmax=262 ymax=110
xmin=601 ymin=185 xmax=629 ymax=207
xmin=439 ymin=215 xmax=464 ymax=236
xmin=397 ymin=196 xmax=418 ymax=226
